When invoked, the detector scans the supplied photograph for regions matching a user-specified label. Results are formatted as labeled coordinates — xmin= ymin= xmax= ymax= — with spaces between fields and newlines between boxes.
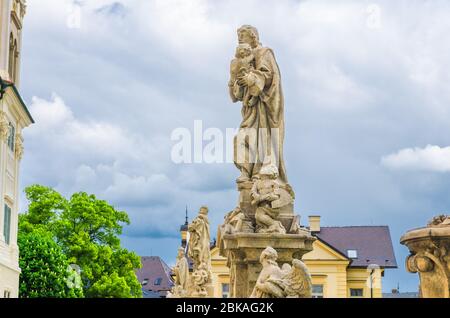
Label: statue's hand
xmin=237 ymin=74 xmax=247 ymax=86
xmin=237 ymin=72 xmax=254 ymax=87
xmin=268 ymin=193 xmax=280 ymax=202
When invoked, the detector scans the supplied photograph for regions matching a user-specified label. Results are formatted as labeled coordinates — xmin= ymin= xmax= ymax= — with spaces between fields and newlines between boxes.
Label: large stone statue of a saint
xmin=228 ymin=25 xmax=291 ymax=195
xmin=168 ymin=247 xmax=190 ymax=298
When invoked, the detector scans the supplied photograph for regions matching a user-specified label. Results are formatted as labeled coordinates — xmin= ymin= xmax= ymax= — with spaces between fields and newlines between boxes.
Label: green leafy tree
xmin=18 ymin=230 xmax=84 ymax=298
xmin=20 ymin=185 xmax=142 ymax=298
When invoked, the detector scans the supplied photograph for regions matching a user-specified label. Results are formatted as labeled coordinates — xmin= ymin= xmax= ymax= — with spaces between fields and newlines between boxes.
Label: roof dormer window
xmin=347 ymin=249 xmax=358 ymax=259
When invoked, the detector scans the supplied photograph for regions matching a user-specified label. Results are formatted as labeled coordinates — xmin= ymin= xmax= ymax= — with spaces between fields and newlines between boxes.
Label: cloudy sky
xmin=18 ymin=0 xmax=450 ymax=292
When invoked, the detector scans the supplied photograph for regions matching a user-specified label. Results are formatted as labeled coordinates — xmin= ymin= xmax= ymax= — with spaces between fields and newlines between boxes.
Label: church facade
xmin=0 ymin=0 xmax=33 ymax=298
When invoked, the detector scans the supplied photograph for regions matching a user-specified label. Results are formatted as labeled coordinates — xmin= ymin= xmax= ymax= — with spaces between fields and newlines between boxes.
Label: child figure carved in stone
xmin=251 ymin=164 xmax=286 ymax=234
xmin=228 ymin=43 xmax=260 ymax=107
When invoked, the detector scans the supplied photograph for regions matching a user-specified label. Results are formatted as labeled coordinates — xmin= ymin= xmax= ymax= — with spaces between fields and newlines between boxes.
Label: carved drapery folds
xmin=169 ymin=206 xmax=213 ymax=298
xmin=187 ymin=206 xmax=212 ymax=297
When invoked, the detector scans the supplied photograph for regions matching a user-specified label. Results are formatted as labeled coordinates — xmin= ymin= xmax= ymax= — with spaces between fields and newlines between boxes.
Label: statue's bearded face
xmin=238 ymin=30 xmax=254 ymax=47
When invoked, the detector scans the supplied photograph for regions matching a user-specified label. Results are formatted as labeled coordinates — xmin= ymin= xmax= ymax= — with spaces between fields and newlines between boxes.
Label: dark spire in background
xmin=180 ymin=206 xmax=189 ymax=248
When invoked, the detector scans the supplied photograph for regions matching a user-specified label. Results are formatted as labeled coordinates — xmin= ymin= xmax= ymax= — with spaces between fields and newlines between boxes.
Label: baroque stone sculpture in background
xmin=401 ymin=214 xmax=450 ymax=298
xmin=187 ymin=206 xmax=212 ymax=297
xmin=169 ymin=206 xmax=213 ymax=298
xmin=168 ymin=247 xmax=190 ymax=298
xmin=251 ymin=247 xmax=312 ymax=298
xmin=188 ymin=206 xmax=211 ymax=270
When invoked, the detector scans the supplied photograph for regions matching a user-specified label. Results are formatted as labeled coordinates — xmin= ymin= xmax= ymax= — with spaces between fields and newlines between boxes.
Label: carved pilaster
xmin=15 ymin=131 xmax=23 ymax=160
xmin=0 ymin=110 xmax=8 ymax=142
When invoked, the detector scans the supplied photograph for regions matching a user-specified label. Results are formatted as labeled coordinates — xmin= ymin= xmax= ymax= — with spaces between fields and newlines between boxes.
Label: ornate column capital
xmin=401 ymin=215 xmax=450 ymax=298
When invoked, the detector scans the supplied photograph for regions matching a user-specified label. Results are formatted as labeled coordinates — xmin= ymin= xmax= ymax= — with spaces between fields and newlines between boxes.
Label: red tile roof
xmin=315 ymin=226 xmax=397 ymax=268
xmin=135 ymin=256 xmax=174 ymax=294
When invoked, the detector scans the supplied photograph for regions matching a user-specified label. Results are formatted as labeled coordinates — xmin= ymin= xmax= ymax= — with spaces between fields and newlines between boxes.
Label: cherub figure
xmin=251 ymin=247 xmax=312 ymax=298
xmin=251 ymin=164 xmax=286 ymax=234
xmin=228 ymin=43 xmax=259 ymax=107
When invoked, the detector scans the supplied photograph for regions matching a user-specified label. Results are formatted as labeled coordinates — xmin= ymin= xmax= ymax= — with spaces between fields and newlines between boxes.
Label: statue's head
xmin=237 ymin=25 xmax=260 ymax=49
xmin=260 ymin=164 xmax=279 ymax=179
xmin=199 ymin=206 xmax=209 ymax=216
xmin=260 ymin=246 xmax=278 ymax=265
xmin=235 ymin=43 xmax=253 ymax=59
xmin=177 ymin=247 xmax=185 ymax=258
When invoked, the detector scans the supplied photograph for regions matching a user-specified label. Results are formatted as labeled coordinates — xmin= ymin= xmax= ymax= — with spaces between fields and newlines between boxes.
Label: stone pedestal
xmin=400 ymin=221 xmax=450 ymax=298
xmin=219 ymin=232 xmax=315 ymax=298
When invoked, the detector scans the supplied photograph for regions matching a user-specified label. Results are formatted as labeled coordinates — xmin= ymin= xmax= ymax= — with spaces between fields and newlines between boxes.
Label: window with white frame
xmin=347 ymin=249 xmax=358 ymax=259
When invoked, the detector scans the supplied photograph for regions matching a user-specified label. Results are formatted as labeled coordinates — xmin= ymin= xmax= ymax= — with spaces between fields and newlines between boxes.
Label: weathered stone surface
xmin=251 ymin=247 xmax=312 ymax=298
xmin=170 ymin=206 xmax=214 ymax=298
xmin=167 ymin=247 xmax=190 ymax=298
xmin=218 ymin=25 xmax=314 ymax=298
xmin=400 ymin=215 xmax=450 ymax=298
xmin=220 ymin=232 xmax=315 ymax=297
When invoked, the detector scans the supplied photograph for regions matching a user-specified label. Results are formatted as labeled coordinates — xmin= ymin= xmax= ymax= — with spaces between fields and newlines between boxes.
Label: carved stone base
xmin=401 ymin=225 xmax=450 ymax=298
xmin=219 ymin=232 xmax=315 ymax=298
xmin=186 ymin=281 xmax=214 ymax=298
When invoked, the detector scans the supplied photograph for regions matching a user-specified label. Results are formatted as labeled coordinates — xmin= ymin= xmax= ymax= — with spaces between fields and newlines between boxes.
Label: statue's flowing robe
xmin=232 ymin=45 xmax=288 ymax=184
xmin=175 ymin=257 xmax=190 ymax=290
xmin=188 ymin=215 xmax=211 ymax=269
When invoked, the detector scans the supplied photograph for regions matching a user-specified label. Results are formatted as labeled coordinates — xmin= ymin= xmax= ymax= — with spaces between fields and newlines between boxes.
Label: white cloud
xmin=27 ymin=94 xmax=145 ymax=160
xmin=381 ymin=145 xmax=450 ymax=172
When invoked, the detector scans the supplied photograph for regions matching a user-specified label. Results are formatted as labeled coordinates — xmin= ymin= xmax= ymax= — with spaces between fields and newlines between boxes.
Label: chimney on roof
xmin=309 ymin=215 xmax=321 ymax=232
